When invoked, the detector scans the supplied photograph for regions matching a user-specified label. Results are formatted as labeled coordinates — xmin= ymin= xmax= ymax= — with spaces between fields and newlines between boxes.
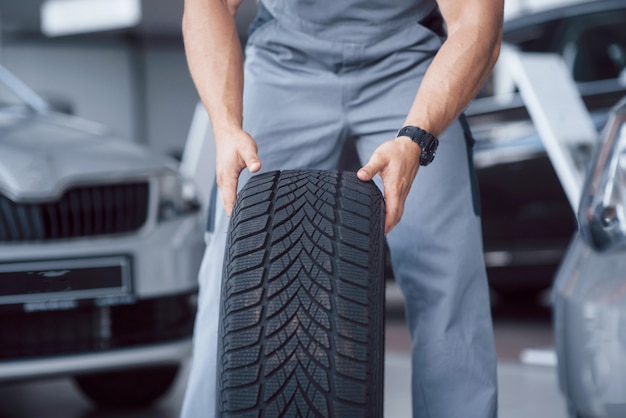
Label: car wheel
xmin=217 ymin=170 xmax=385 ymax=417
xmin=73 ymin=365 xmax=179 ymax=409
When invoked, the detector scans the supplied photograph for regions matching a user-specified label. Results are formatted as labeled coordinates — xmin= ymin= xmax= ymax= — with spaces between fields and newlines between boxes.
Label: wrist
xmin=209 ymin=110 xmax=243 ymax=138
xmin=213 ymin=124 xmax=245 ymax=141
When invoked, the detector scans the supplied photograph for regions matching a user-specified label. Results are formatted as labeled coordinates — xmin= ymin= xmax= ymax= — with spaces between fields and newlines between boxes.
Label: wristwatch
xmin=396 ymin=125 xmax=439 ymax=166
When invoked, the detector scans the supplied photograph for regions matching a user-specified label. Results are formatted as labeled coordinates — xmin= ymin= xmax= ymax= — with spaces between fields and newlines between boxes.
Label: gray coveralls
xmin=181 ymin=0 xmax=498 ymax=416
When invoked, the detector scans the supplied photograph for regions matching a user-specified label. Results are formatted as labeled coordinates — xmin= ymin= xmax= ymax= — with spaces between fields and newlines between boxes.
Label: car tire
xmin=217 ymin=170 xmax=386 ymax=417
xmin=73 ymin=364 xmax=179 ymax=409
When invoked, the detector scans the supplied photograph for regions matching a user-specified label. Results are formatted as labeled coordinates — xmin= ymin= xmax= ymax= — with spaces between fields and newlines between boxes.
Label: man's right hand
xmin=215 ymin=129 xmax=262 ymax=216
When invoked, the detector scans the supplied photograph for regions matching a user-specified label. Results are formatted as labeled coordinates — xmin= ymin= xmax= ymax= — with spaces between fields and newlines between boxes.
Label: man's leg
xmin=355 ymin=121 xmax=497 ymax=418
xmin=181 ymin=202 xmax=229 ymax=418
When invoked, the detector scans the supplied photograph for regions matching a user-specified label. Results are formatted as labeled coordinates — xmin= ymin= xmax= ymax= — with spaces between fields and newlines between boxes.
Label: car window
xmin=562 ymin=14 xmax=626 ymax=82
xmin=475 ymin=7 xmax=626 ymax=100
xmin=513 ymin=9 xmax=626 ymax=83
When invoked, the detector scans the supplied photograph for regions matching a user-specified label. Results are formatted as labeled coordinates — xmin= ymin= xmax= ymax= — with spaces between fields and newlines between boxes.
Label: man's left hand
xmin=357 ymin=137 xmax=422 ymax=234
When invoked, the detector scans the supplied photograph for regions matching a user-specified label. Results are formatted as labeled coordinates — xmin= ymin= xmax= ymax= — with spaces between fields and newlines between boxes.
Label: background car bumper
xmin=0 ymin=213 xmax=205 ymax=298
xmin=553 ymin=235 xmax=626 ymax=417
xmin=0 ymin=214 xmax=204 ymax=375
xmin=0 ymin=339 xmax=191 ymax=383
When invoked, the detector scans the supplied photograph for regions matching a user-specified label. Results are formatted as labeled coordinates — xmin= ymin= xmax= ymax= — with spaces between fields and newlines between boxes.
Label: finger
xmin=380 ymin=171 xmax=411 ymax=234
xmin=218 ymin=172 xmax=239 ymax=217
xmin=357 ymin=154 xmax=385 ymax=182
xmin=384 ymin=206 xmax=403 ymax=234
xmin=383 ymin=189 xmax=403 ymax=234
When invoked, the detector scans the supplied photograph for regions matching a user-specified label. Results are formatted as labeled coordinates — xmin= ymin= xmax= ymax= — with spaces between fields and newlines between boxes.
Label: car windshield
xmin=0 ymin=65 xmax=48 ymax=114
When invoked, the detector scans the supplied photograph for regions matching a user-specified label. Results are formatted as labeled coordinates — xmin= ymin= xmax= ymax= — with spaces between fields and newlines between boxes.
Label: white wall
xmin=0 ymin=37 xmax=200 ymax=157
xmin=144 ymin=47 xmax=199 ymax=156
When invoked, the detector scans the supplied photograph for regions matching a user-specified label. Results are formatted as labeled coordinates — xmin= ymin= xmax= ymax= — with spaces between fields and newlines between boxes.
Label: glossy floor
xmin=0 ymin=286 xmax=567 ymax=417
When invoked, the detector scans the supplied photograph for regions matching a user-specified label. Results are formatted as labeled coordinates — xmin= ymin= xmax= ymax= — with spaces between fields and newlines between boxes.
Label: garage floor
xmin=0 ymin=285 xmax=568 ymax=417
xmin=0 ymin=355 xmax=567 ymax=418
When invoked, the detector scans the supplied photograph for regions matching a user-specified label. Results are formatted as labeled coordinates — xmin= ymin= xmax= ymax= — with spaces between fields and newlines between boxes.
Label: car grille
xmin=0 ymin=293 xmax=195 ymax=360
xmin=0 ymin=182 xmax=149 ymax=242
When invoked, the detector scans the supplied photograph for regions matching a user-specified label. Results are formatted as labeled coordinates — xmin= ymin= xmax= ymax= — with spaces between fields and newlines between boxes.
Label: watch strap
xmin=396 ymin=125 xmax=439 ymax=166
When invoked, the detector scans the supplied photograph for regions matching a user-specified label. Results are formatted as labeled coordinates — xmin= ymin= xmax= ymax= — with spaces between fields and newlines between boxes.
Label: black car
xmin=468 ymin=0 xmax=626 ymax=299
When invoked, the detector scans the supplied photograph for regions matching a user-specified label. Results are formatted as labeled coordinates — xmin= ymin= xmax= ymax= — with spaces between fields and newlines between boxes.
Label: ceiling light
xmin=41 ymin=0 xmax=141 ymax=37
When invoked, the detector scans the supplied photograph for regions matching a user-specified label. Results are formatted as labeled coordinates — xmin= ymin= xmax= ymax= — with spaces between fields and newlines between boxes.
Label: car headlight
xmin=158 ymin=173 xmax=201 ymax=222
xmin=580 ymin=96 xmax=626 ymax=251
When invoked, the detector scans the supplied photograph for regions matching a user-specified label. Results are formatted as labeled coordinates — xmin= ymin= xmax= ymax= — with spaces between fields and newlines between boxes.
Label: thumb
xmin=242 ymin=148 xmax=261 ymax=173
xmin=357 ymin=154 xmax=384 ymax=182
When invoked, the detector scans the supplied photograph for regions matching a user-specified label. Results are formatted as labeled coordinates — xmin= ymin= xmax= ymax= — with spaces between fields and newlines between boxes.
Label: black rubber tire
xmin=73 ymin=365 xmax=179 ymax=409
xmin=217 ymin=170 xmax=386 ymax=417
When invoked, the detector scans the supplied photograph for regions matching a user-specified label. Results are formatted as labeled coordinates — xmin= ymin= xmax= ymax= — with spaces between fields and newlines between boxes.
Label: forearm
xmin=404 ymin=0 xmax=503 ymax=136
xmin=182 ymin=0 xmax=244 ymax=136
xmin=182 ymin=0 xmax=261 ymax=215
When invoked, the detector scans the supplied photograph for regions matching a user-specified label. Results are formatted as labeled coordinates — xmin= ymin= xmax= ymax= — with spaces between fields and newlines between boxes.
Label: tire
xmin=73 ymin=365 xmax=179 ymax=409
xmin=217 ymin=170 xmax=386 ymax=417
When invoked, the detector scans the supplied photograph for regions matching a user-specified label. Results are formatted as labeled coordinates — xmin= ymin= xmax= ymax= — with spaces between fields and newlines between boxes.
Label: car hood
xmin=0 ymin=112 xmax=176 ymax=201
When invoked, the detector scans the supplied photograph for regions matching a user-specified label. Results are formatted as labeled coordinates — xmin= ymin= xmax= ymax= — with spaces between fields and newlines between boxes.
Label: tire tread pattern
xmin=217 ymin=170 xmax=385 ymax=417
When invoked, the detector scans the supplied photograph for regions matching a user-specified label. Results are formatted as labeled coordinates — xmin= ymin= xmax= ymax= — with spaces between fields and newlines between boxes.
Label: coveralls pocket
xmin=246 ymin=2 xmax=276 ymax=45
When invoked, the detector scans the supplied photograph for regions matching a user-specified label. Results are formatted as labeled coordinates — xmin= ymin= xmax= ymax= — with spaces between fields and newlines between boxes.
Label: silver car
xmin=554 ymin=95 xmax=626 ymax=418
xmin=0 ymin=65 xmax=205 ymax=408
